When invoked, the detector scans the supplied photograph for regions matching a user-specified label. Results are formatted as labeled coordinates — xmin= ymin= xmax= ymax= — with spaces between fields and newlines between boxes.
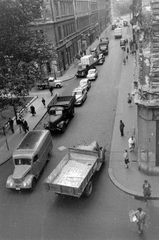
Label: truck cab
xmin=44 ymin=95 xmax=75 ymax=132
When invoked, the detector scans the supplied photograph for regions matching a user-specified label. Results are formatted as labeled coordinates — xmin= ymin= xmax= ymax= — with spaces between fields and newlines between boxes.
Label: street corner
xmin=108 ymin=166 xmax=143 ymax=199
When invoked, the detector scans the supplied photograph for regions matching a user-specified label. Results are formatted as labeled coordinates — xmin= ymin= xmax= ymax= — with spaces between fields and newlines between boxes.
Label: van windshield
xmin=14 ymin=158 xmax=31 ymax=165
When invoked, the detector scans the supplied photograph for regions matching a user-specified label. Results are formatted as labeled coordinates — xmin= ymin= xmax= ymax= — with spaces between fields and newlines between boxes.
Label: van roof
xmin=17 ymin=130 xmax=49 ymax=151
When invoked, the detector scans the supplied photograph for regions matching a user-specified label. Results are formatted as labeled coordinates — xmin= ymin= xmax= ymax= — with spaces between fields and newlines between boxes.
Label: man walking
xmin=119 ymin=120 xmax=125 ymax=136
xmin=49 ymin=86 xmax=54 ymax=96
xmin=143 ymin=180 xmax=152 ymax=205
xmin=134 ymin=208 xmax=147 ymax=235
xmin=8 ymin=118 xmax=14 ymax=133
xmin=42 ymin=97 xmax=46 ymax=107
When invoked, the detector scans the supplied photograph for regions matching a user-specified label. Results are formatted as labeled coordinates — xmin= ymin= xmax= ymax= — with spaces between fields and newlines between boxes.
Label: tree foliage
xmin=0 ymin=0 xmax=55 ymax=100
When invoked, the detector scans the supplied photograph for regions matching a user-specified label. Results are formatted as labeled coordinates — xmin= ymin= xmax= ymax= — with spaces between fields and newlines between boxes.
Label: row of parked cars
xmin=72 ymin=67 xmax=98 ymax=106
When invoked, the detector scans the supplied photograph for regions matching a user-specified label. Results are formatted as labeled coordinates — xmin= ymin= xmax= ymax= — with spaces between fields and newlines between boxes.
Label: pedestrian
xmin=143 ymin=180 xmax=152 ymax=205
xmin=128 ymin=136 xmax=136 ymax=152
xmin=123 ymin=57 xmax=126 ymax=65
xmin=30 ymin=105 xmax=36 ymax=116
xmin=8 ymin=118 xmax=14 ymax=133
xmin=127 ymin=93 xmax=132 ymax=106
xmin=123 ymin=149 xmax=129 ymax=168
xmin=120 ymin=120 xmax=125 ymax=136
xmin=49 ymin=86 xmax=54 ymax=96
xmin=126 ymin=54 xmax=128 ymax=62
xmin=42 ymin=97 xmax=46 ymax=107
xmin=127 ymin=47 xmax=129 ymax=54
xmin=22 ymin=119 xmax=29 ymax=134
xmin=17 ymin=117 xmax=23 ymax=133
xmin=134 ymin=208 xmax=147 ymax=235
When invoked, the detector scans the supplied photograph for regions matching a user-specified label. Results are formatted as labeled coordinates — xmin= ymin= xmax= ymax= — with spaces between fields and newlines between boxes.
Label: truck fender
xmin=99 ymin=147 xmax=106 ymax=163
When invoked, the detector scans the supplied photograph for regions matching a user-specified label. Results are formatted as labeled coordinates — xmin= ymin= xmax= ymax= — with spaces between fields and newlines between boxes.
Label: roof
xmin=17 ymin=130 xmax=48 ymax=151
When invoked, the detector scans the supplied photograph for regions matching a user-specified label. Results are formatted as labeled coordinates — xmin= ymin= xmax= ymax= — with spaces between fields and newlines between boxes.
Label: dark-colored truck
xmin=44 ymin=95 xmax=75 ymax=133
xmin=99 ymin=38 xmax=109 ymax=56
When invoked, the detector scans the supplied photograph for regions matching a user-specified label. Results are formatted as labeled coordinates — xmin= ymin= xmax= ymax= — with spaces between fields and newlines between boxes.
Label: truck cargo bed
xmin=44 ymin=148 xmax=99 ymax=197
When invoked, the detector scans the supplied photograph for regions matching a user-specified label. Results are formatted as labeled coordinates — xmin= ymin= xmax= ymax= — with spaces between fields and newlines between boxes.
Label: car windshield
xmin=80 ymin=80 xmax=87 ymax=86
xmin=49 ymin=107 xmax=63 ymax=115
xmin=88 ymin=69 xmax=95 ymax=74
xmin=14 ymin=158 xmax=31 ymax=165
xmin=74 ymin=90 xmax=82 ymax=96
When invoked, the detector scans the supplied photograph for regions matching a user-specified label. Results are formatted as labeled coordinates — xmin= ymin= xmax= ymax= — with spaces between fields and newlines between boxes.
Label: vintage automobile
xmin=120 ymin=38 xmax=126 ymax=50
xmin=98 ymin=53 xmax=105 ymax=65
xmin=72 ymin=87 xmax=87 ymax=106
xmin=79 ymin=79 xmax=91 ymax=91
xmin=87 ymin=68 xmax=98 ymax=81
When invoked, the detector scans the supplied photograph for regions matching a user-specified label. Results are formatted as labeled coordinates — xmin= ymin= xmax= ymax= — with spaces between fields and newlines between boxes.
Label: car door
xmin=32 ymin=154 xmax=41 ymax=176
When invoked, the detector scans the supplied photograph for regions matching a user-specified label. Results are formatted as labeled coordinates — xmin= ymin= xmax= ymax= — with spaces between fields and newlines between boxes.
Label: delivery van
xmin=6 ymin=130 xmax=53 ymax=191
xmin=114 ymin=27 xmax=122 ymax=39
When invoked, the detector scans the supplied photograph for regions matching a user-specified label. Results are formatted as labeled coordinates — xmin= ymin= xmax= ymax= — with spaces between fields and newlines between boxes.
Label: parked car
xmin=79 ymin=79 xmax=91 ymax=91
xmin=72 ymin=87 xmax=87 ymax=106
xmin=87 ymin=68 xmax=98 ymax=80
xmin=98 ymin=53 xmax=105 ymax=65
xmin=48 ymin=77 xmax=63 ymax=88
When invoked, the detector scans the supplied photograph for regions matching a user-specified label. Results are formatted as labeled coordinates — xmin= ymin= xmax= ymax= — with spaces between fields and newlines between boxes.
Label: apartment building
xmin=32 ymin=0 xmax=111 ymax=77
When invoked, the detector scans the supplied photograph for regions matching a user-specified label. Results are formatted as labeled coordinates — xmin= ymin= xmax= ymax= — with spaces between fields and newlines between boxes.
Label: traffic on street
xmin=0 ymin=19 xmax=159 ymax=240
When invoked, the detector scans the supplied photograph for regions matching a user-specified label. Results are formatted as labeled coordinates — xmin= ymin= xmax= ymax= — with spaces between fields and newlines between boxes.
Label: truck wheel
xmin=62 ymin=123 xmax=66 ymax=133
xmin=84 ymin=181 xmax=93 ymax=197
xmin=31 ymin=178 xmax=36 ymax=191
xmin=71 ymin=109 xmax=75 ymax=118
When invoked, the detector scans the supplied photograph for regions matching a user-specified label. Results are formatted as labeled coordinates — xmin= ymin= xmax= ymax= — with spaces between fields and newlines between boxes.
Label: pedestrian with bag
xmin=128 ymin=136 xmax=136 ymax=152
xmin=42 ymin=97 xmax=46 ymax=108
xmin=143 ymin=180 xmax=152 ymax=205
xmin=8 ymin=118 xmax=14 ymax=133
xmin=123 ymin=149 xmax=129 ymax=168
xmin=120 ymin=120 xmax=125 ymax=136
xmin=134 ymin=208 xmax=147 ymax=235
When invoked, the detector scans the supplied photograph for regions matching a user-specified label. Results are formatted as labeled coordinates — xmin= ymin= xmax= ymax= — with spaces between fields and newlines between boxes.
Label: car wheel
xmin=56 ymin=84 xmax=61 ymax=88
xmin=61 ymin=123 xmax=66 ymax=133
xmin=31 ymin=178 xmax=36 ymax=191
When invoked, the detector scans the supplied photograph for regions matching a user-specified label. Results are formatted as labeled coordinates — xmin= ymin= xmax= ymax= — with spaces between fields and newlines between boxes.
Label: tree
xmin=0 ymin=0 xmax=56 ymax=121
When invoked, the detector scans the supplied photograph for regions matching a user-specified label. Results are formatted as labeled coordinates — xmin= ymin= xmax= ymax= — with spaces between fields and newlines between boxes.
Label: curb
xmin=108 ymin=167 xmax=159 ymax=200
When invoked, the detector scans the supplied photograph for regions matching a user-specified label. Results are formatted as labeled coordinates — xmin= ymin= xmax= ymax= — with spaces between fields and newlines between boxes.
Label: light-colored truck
xmin=114 ymin=27 xmax=122 ymax=39
xmin=44 ymin=141 xmax=106 ymax=197
xmin=6 ymin=130 xmax=53 ymax=191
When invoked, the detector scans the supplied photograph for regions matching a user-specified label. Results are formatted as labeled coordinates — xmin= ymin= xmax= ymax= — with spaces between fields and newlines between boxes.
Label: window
xmin=33 ymin=155 xmax=38 ymax=163
xmin=55 ymin=2 xmax=59 ymax=16
xmin=58 ymin=26 xmax=62 ymax=40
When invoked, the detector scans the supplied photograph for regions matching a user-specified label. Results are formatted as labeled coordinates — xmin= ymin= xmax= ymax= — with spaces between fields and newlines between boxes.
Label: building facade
xmin=32 ymin=0 xmax=111 ymax=77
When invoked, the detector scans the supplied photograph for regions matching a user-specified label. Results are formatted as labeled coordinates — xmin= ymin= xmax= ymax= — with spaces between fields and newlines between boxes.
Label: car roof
xmin=80 ymin=78 xmax=88 ymax=83
xmin=73 ymin=87 xmax=83 ymax=92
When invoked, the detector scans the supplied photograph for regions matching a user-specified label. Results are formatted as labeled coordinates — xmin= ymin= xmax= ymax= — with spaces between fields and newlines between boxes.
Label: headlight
xmin=6 ymin=179 xmax=14 ymax=186
xmin=22 ymin=178 xmax=32 ymax=188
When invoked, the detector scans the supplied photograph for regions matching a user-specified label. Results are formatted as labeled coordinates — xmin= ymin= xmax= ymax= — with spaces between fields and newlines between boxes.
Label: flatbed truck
xmin=44 ymin=141 xmax=106 ymax=197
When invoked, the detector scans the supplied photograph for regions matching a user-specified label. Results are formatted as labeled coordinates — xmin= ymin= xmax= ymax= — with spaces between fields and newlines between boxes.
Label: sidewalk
xmin=108 ymin=52 xmax=159 ymax=200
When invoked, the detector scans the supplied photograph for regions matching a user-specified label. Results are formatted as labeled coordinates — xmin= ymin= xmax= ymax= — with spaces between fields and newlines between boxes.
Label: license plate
xmin=16 ymin=186 xmax=20 ymax=190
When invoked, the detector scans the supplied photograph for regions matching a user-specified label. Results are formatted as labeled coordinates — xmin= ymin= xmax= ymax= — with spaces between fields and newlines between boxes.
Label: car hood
xmin=13 ymin=165 xmax=31 ymax=180
xmin=54 ymin=79 xmax=62 ymax=84
xmin=75 ymin=95 xmax=82 ymax=100
xmin=50 ymin=115 xmax=62 ymax=123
